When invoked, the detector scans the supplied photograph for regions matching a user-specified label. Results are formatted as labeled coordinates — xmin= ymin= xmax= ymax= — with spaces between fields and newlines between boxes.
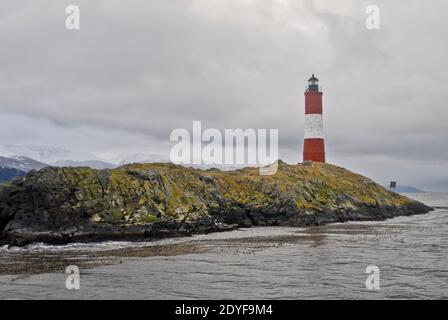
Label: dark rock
xmin=0 ymin=162 xmax=433 ymax=246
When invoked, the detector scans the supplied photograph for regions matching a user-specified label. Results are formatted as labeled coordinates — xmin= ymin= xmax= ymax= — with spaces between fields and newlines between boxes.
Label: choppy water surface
xmin=0 ymin=192 xmax=447 ymax=299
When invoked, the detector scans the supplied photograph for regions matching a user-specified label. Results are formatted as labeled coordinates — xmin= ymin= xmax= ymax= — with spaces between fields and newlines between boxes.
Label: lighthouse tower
xmin=303 ymin=74 xmax=325 ymax=162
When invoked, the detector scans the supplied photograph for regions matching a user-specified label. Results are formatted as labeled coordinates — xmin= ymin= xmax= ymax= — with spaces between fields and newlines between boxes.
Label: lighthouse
xmin=303 ymin=74 xmax=325 ymax=162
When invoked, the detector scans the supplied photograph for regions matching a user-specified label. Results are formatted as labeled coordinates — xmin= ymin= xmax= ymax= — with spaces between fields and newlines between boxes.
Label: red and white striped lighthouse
xmin=303 ymin=74 xmax=325 ymax=162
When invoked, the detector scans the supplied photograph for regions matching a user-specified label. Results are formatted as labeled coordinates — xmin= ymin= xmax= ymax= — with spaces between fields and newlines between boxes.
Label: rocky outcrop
xmin=0 ymin=161 xmax=432 ymax=246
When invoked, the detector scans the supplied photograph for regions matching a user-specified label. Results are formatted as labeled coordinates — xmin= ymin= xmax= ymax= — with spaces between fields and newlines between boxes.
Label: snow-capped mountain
xmin=111 ymin=153 xmax=169 ymax=166
xmin=0 ymin=145 xmax=117 ymax=170
xmin=0 ymin=145 xmax=169 ymax=169
xmin=53 ymin=160 xmax=116 ymax=170
xmin=0 ymin=145 xmax=174 ymax=169
xmin=0 ymin=167 xmax=27 ymax=183
xmin=0 ymin=145 xmax=102 ymax=164
xmin=0 ymin=156 xmax=47 ymax=172
xmin=109 ymin=152 xmax=248 ymax=170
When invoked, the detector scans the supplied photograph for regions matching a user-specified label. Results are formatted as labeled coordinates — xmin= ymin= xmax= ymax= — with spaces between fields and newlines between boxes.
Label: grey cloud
xmin=0 ymin=0 xmax=447 ymax=190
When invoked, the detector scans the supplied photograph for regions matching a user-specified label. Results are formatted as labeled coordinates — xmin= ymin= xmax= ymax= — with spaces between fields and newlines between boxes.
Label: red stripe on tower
xmin=303 ymin=74 xmax=325 ymax=162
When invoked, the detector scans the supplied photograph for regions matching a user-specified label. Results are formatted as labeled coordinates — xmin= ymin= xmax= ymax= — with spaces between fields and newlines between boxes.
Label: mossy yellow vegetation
xmin=0 ymin=161 xmax=432 ymax=246
xmin=207 ymin=161 xmax=413 ymax=213
xmin=19 ymin=160 xmax=418 ymax=226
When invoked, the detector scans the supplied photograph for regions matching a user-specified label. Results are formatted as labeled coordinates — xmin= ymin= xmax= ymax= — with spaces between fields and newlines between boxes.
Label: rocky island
xmin=0 ymin=161 xmax=432 ymax=246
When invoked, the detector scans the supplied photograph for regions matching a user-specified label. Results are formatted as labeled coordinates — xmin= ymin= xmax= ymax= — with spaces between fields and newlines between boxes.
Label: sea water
xmin=0 ymin=192 xmax=446 ymax=299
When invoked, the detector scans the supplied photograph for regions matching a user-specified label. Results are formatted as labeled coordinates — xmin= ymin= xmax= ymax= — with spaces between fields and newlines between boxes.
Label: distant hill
xmin=395 ymin=185 xmax=424 ymax=193
xmin=0 ymin=156 xmax=46 ymax=184
xmin=1 ymin=144 xmax=169 ymax=168
xmin=113 ymin=153 xmax=169 ymax=166
xmin=0 ymin=144 xmax=101 ymax=164
xmin=53 ymin=160 xmax=116 ymax=170
xmin=0 ymin=145 xmax=116 ymax=171
xmin=0 ymin=167 xmax=26 ymax=183
xmin=0 ymin=156 xmax=47 ymax=172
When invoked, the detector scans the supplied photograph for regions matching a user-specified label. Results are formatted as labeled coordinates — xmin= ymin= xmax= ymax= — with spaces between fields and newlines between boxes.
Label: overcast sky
xmin=1 ymin=0 xmax=447 ymax=190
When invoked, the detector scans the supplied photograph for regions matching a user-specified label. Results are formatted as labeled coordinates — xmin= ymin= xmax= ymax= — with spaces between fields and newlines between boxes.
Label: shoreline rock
xmin=1 ymin=219 xmax=239 ymax=247
xmin=0 ymin=161 xmax=433 ymax=246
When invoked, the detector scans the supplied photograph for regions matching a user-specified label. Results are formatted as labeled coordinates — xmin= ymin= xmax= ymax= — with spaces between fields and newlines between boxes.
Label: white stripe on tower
xmin=304 ymin=114 xmax=323 ymax=139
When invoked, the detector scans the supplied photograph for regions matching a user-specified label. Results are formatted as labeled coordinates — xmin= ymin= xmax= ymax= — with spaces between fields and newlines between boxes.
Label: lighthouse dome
xmin=307 ymin=74 xmax=319 ymax=91
xmin=308 ymin=74 xmax=319 ymax=82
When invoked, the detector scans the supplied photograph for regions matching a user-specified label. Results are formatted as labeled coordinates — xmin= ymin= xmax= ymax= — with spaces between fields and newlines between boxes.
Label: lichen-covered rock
xmin=0 ymin=161 xmax=432 ymax=245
